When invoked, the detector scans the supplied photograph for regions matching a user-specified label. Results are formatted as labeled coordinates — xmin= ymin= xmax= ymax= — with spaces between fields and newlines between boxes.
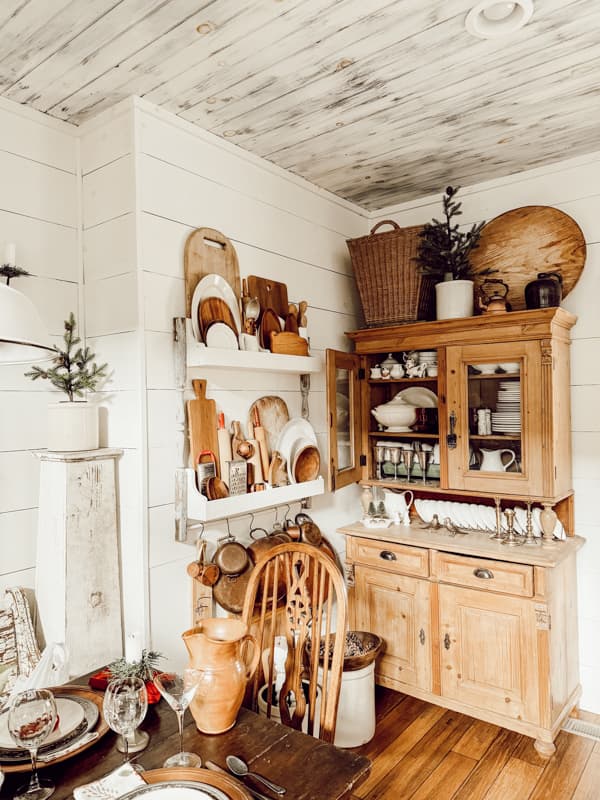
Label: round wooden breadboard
xmin=470 ymin=205 xmax=586 ymax=310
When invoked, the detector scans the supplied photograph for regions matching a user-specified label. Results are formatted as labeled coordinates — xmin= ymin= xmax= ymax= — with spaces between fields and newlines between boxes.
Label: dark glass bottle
xmin=524 ymin=271 xmax=563 ymax=309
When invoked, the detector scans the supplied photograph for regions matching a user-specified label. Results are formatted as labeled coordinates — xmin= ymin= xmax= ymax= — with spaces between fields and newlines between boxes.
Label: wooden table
xmin=1 ymin=686 xmax=370 ymax=800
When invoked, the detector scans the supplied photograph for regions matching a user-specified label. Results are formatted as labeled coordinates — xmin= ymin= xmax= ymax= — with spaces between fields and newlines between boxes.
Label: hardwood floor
xmin=349 ymin=688 xmax=600 ymax=800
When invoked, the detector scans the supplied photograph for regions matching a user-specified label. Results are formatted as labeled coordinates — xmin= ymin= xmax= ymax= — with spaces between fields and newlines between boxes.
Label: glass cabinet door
xmin=326 ymin=350 xmax=363 ymax=491
xmin=446 ymin=341 xmax=543 ymax=496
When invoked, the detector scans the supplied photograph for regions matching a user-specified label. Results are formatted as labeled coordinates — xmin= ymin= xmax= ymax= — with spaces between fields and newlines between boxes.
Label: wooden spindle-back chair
xmin=241 ymin=541 xmax=347 ymax=743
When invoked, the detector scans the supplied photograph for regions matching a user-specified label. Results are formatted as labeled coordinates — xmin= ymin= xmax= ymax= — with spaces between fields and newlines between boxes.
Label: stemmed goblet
xmin=373 ymin=445 xmax=386 ymax=480
xmin=8 ymin=688 xmax=57 ymax=800
xmin=153 ymin=670 xmax=202 ymax=768
xmin=416 ymin=449 xmax=430 ymax=485
xmin=103 ymin=677 xmax=148 ymax=770
xmin=400 ymin=448 xmax=414 ymax=483
xmin=389 ymin=446 xmax=402 ymax=481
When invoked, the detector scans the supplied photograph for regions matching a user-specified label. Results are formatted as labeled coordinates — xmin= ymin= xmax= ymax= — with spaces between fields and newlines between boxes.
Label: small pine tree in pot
xmin=416 ymin=186 xmax=487 ymax=319
xmin=25 ymin=313 xmax=109 ymax=451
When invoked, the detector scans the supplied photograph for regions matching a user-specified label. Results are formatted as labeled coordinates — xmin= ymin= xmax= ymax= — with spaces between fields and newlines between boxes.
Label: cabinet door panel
xmin=439 ymin=584 xmax=539 ymax=724
xmin=326 ymin=349 xmax=363 ymax=491
xmin=446 ymin=340 xmax=543 ymax=495
xmin=354 ymin=566 xmax=431 ymax=691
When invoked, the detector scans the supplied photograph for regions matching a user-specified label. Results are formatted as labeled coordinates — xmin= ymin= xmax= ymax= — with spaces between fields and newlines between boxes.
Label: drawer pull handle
xmin=419 ymin=628 xmax=426 ymax=645
xmin=380 ymin=550 xmax=397 ymax=561
xmin=444 ymin=633 xmax=451 ymax=650
xmin=474 ymin=568 xmax=494 ymax=580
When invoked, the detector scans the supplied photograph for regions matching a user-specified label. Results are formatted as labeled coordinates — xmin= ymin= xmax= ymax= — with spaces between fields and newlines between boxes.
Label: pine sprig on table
xmin=107 ymin=650 xmax=164 ymax=681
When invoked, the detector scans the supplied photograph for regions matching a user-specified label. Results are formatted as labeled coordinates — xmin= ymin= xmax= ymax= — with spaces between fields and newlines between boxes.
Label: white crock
xmin=47 ymin=401 xmax=99 ymax=452
xmin=435 ymin=278 xmax=474 ymax=320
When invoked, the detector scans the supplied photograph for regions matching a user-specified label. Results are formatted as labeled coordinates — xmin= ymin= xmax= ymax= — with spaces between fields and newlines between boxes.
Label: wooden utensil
xmin=251 ymin=407 xmax=271 ymax=480
xmin=184 ymin=227 xmax=241 ymax=317
xmin=248 ymin=396 xmax=290 ymax=457
xmin=268 ymin=450 xmax=288 ymax=487
xmin=470 ymin=205 xmax=586 ymax=311
xmin=270 ymin=330 xmax=309 ymax=356
xmin=284 ymin=313 xmax=299 ymax=333
xmin=187 ymin=380 xmax=220 ymax=474
xmin=247 ymin=275 xmax=289 ymax=320
xmin=259 ymin=307 xmax=282 ymax=350
xmin=205 ymin=476 xmax=230 ymax=500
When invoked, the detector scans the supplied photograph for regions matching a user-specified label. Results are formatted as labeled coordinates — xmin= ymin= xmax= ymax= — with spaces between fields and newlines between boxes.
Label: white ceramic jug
xmin=479 ymin=448 xmax=516 ymax=472
xmin=383 ymin=489 xmax=414 ymax=524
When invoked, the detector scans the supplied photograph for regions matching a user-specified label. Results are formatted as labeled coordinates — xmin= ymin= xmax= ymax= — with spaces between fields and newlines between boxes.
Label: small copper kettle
xmin=478 ymin=279 xmax=509 ymax=314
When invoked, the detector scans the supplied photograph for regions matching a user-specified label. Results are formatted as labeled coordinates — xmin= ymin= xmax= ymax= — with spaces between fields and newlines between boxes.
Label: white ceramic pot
xmin=47 ymin=401 xmax=99 ymax=452
xmin=435 ymin=279 xmax=474 ymax=320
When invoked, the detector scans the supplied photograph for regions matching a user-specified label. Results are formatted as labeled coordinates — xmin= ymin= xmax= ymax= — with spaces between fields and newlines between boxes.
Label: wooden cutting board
xmin=187 ymin=379 xmax=220 ymax=474
xmin=184 ymin=228 xmax=241 ymax=317
xmin=249 ymin=396 xmax=290 ymax=458
xmin=470 ymin=206 xmax=586 ymax=311
xmin=247 ymin=275 xmax=289 ymax=319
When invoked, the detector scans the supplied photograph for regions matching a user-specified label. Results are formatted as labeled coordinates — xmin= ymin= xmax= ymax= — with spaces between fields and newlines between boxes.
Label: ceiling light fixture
xmin=0 ymin=283 xmax=53 ymax=363
xmin=465 ymin=0 xmax=533 ymax=38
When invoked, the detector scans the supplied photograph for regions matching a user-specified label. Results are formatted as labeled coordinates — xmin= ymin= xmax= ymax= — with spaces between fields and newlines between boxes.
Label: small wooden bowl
xmin=205 ymin=476 xmax=230 ymax=500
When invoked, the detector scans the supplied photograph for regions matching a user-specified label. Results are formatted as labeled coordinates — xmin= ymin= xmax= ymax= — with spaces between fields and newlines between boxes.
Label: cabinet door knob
xmin=380 ymin=550 xmax=397 ymax=561
xmin=444 ymin=633 xmax=451 ymax=650
xmin=419 ymin=628 xmax=426 ymax=645
xmin=473 ymin=568 xmax=494 ymax=579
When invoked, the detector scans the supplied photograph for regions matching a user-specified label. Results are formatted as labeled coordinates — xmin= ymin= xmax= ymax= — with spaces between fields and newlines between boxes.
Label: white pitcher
xmin=383 ymin=489 xmax=414 ymax=525
xmin=479 ymin=448 xmax=516 ymax=472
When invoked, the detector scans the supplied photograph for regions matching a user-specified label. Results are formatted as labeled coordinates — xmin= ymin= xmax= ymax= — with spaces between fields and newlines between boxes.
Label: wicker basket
xmin=347 ymin=220 xmax=436 ymax=327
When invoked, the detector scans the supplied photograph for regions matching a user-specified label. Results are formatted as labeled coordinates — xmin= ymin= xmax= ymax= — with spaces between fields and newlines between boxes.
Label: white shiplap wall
xmin=376 ymin=151 xmax=600 ymax=713
xmin=135 ymin=99 xmax=367 ymax=667
xmin=0 ymin=99 xmax=78 ymax=595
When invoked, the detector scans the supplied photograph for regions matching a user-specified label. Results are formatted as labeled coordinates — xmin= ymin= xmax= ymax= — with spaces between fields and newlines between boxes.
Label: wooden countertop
xmin=337 ymin=521 xmax=585 ymax=567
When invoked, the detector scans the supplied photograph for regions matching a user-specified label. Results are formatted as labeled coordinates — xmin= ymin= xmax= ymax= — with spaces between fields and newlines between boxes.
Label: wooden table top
xmin=1 ymin=684 xmax=371 ymax=800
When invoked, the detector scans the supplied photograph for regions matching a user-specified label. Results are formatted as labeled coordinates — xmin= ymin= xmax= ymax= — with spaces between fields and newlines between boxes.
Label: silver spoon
xmin=226 ymin=754 xmax=286 ymax=795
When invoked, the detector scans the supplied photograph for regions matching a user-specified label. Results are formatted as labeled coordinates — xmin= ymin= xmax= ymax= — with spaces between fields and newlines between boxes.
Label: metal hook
xmin=248 ymin=512 xmax=256 ymax=533
xmin=226 ymin=518 xmax=232 ymax=538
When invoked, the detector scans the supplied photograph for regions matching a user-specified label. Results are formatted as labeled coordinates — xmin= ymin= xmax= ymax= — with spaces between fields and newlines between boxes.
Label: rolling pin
xmin=252 ymin=407 xmax=270 ymax=479
xmin=246 ymin=422 xmax=264 ymax=484
xmin=217 ymin=412 xmax=232 ymax=483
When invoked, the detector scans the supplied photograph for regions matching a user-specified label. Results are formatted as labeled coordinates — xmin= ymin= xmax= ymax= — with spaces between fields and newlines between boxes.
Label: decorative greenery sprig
xmin=416 ymin=186 xmax=488 ymax=281
xmin=25 ymin=312 xmax=108 ymax=401
xmin=0 ymin=264 xmax=30 ymax=285
xmin=107 ymin=650 xmax=165 ymax=681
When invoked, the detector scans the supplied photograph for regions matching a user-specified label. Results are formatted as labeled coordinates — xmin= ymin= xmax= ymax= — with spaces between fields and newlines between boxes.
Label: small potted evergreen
xmin=25 ymin=313 xmax=108 ymax=451
xmin=416 ymin=186 xmax=486 ymax=319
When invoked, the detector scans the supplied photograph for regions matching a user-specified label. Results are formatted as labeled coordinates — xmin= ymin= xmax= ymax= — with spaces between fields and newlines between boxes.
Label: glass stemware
xmin=389 ymin=446 xmax=402 ymax=480
xmin=374 ymin=445 xmax=386 ymax=480
xmin=400 ymin=448 xmax=414 ymax=483
xmin=103 ymin=677 xmax=148 ymax=768
xmin=153 ymin=670 xmax=202 ymax=768
xmin=416 ymin=450 xmax=430 ymax=485
xmin=8 ymin=688 xmax=57 ymax=800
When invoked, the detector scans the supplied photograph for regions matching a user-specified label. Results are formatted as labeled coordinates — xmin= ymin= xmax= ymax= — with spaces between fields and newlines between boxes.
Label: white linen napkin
xmin=73 ymin=763 xmax=145 ymax=800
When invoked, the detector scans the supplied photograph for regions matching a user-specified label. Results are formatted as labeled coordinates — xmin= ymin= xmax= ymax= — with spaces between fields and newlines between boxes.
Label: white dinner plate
xmin=191 ymin=274 xmax=241 ymax=342
xmin=393 ymin=387 xmax=438 ymax=407
xmin=0 ymin=697 xmax=84 ymax=749
xmin=121 ymin=783 xmax=230 ymax=800
xmin=205 ymin=322 xmax=239 ymax=350
xmin=275 ymin=418 xmax=318 ymax=483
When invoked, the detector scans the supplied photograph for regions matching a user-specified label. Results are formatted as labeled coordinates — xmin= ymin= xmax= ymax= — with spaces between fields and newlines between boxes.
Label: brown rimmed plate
xmin=142 ymin=768 xmax=252 ymax=800
xmin=0 ymin=685 xmax=108 ymax=773
xmin=258 ymin=308 xmax=281 ymax=350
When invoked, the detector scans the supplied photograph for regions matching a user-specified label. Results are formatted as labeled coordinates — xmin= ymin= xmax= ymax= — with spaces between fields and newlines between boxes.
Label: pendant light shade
xmin=0 ymin=282 xmax=53 ymax=364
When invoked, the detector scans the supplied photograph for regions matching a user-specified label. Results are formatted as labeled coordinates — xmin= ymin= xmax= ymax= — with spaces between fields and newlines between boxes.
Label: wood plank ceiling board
xmin=0 ymin=0 xmax=598 ymax=210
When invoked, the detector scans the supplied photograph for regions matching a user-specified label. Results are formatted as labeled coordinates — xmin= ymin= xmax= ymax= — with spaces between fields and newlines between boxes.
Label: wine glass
xmin=103 ymin=677 xmax=148 ymax=769
xmin=373 ymin=445 xmax=386 ymax=480
xmin=389 ymin=447 xmax=402 ymax=481
xmin=401 ymin=448 xmax=414 ymax=483
xmin=154 ymin=670 xmax=202 ymax=768
xmin=8 ymin=688 xmax=57 ymax=800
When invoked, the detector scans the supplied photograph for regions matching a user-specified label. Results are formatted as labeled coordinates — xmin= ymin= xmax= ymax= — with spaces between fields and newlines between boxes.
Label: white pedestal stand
xmin=34 ymin=448 xmax=124 ymax=677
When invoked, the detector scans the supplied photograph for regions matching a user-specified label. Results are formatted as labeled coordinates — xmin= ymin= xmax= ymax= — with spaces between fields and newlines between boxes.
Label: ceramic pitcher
xmin=383 ymin=489 xmax=414 ymax=524
xmin=479 ymin=448 xmax=516 ymax=472
xmin=182 ymin=617 xmax=260 ymax=734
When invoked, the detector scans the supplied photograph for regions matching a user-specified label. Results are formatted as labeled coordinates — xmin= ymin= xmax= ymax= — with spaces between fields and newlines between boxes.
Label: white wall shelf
xmin=181 ymin=319 xmax=321 ymax=374
xmin=175 ymin=468 xmax=324 ymax=535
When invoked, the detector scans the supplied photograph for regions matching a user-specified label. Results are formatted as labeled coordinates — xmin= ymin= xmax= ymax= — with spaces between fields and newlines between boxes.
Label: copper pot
xmin=213 ymin=536 xmax=250 ymax=575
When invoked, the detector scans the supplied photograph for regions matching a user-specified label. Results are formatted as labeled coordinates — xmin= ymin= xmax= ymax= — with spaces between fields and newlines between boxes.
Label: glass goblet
xmin=416 ymin=450 xmax=430 ymax=485
xmin=153 ymin=670 xmax=202 ymax=768
xmin=373 ymin=445 xmax=386 ymax=480
xmin=401 ymin=448 xmax=414 ymax=483
xmin=389 ymin=447 xmax=402 ymax=480
xmin=8 ymin=688 xmax=57 ymax=800
xmin=103 ymin=677 xmax=148 ymax=768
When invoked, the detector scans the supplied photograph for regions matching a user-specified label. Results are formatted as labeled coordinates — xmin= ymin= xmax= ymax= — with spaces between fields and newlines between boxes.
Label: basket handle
xmin=370 ymin=219 xmax=401 ymax=235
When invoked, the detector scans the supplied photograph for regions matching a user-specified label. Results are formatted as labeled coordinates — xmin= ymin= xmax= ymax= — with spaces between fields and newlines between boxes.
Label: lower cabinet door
xmin=354 ymin=566 xmax=431 ymax=691
xmin=439 ymin=584 xmax=540 ymax=724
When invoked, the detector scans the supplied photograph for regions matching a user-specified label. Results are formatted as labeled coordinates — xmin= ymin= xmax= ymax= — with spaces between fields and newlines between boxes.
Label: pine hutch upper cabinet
xmin=327 ymin=307 xmax=576 ymax=510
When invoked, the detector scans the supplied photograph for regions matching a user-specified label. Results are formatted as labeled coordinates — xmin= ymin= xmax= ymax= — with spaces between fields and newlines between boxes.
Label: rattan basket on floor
xmin=347 ymin=220 xmax=435 ymax=327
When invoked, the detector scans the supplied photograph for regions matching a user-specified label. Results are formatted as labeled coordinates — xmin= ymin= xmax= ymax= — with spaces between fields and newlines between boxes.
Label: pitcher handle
xmin=501 ymin=449 xmax=516 ymax=470
xmin=240 ymin=633 xmax=261 ymax=680
xmin=403 ymin=490 xmax=414 ymax=510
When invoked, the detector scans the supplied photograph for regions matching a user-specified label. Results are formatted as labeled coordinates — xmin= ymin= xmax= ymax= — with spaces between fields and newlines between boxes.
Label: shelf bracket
xmin=300 ymin=373 xmax=310 ymax=420
xmin=173 ymin=317 xmax=187 ymax=390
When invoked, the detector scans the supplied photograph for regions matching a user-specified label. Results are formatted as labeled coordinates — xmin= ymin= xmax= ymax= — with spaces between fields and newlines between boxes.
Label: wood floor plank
xmin=409 ymin=751 xmax=477 ymax=800
xmin=354 ymin=694 xmax=438 ymax=762
xmin=482 ymin=757 xmax=544 ymax=800
xmin=573 ymin=749 xmax=600 ymax=799
xmin=528 ymin=731 xmax=594 ymax=800
xmin=373 ymin=685 xmax=406 ymax=722
xmin=354 ymin=702 xmax=447 ymax=798
xmin=452 ymin=728 xmax=524 ymax=800
xmin=364 ymin=710 xmax=473 ymax=800
xmin=453 ymin=719 xmax=502 ymax=760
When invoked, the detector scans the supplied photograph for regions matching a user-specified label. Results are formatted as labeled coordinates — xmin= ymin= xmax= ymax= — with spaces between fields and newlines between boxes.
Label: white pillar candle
xmin=4 ymin=242 xmax=16 ymax=266
xmin=125 ymin=631 xmax=143 ymax=663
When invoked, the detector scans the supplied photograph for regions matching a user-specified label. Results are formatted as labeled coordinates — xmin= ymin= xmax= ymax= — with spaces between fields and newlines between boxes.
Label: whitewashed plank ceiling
xmin=0 ymin=0 xmax=599 ymax=210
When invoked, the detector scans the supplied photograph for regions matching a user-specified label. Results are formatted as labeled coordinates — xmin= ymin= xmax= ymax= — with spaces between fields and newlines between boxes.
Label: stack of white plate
xmin=491 ymin=380 xmax=521 ymax=434
xmin=417 ymin=350 xmax=438 ymax=368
